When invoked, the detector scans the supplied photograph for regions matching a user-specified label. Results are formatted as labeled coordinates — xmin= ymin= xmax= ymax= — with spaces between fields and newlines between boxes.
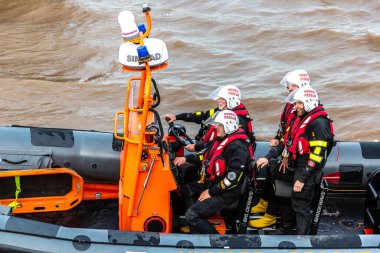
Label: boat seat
xmin=272 ymin=171 xmax=327 ymax=235
xmin=274 ymin=171 xmax=324 ymax=198
xmin=364 ymin=168 xmax=380 ymax=234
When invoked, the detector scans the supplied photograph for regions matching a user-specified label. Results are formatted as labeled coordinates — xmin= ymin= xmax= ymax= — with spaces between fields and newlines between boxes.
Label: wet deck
xmin=249 ymin=196 xmax=365 ymax=235
xmin=17 ymin=195 xmax=365 ymax=235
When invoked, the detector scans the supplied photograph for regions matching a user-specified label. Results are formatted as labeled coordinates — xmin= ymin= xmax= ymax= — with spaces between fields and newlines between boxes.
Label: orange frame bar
xmin=0 ymin=168 xmax=83 ymax=214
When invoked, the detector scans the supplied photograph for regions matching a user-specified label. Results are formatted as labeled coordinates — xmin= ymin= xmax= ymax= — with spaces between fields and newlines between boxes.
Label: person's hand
xmin=269 ymin=139 xmax=279 ymax=147
xmin=256 ymin=157 xmax=269 ymax=169
xmin=198 ymin=189 xmax=211 ymax=201
xmin=173 ymin=157 xmax=186 ymax=166
xmin=293 ymin=180 xmax=304 ymax=192
xmin=279 ymin=158 xmax=289 ymax=173
xmin=165 ymin=114 xmax=176 ymax=123
xmin=185 ymin=144 xmax=195 ymax=152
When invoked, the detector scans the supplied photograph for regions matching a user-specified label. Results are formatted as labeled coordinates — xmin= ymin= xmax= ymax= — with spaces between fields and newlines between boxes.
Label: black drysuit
xmin=181 ymin=136 xmax=250 ymax=234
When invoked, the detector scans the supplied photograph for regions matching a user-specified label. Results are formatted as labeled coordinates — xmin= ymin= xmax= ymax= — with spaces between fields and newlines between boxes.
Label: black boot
xmin=268 ymin=224 xmax=295 ymax=235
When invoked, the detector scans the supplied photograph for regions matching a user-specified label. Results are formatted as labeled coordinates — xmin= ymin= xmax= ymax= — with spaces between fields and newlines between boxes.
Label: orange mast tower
xmin=115 ymin=4 xmax=177 ymax=232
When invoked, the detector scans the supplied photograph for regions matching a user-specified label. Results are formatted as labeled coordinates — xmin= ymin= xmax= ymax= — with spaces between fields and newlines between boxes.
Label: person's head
xmin=293 ymin=86 xmax=319 ymax=116
xmin=281 ymin=69 xmax=310 ymax=90
xmin=216 ymin=97 xmax=227 ymax=111
xmin=280 ymin=69 xmax=310 ymax=102
xmin=213 ymin=110 xmax=239 ymax=139
xmin=210 ymin=85 xmax=241 ymax=110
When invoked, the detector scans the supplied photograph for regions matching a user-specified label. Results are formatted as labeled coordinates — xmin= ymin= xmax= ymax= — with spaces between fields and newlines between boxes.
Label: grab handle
xmin=1 ymin=159 xmax=27 ymax=165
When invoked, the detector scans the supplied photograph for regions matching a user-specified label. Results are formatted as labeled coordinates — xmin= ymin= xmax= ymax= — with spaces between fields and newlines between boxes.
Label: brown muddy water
xmin=1 ymin=0 xmax=380 ymax=141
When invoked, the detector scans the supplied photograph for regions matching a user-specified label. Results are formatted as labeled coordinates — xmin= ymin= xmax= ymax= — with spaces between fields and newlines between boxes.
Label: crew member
xmin=174 ymin=110 xmax=251 ymax=233
xmin=165 ymin=85 xmax=255 ymax=151
xmin=249 ymin=69 xmax=311 ymax=228
xmin=254 ymin=86 xmax=334 ymax=234
xmin=285 ymin=86 xmax=334 ymax=234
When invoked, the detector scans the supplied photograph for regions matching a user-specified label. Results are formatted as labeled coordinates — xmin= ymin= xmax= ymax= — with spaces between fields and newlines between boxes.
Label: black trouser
xmin=262 ymin=162 xmax=294 ymax=217
xmin=260 ymin=163 xmax=273 ymax=201
xmin=257 ymin=162 xmax=294 ymax=232
xmin=182 ymin=181 xmax=239 ymax=234
xmin=262 ymin=160 xmax=320 ymax=234
xmin=291 ymin=169 xmax=318 ymax=235
xmin=181 ymin=181 xmax=207 ymax=208
xmin=179 ymin=163 xmax=201 ymax=186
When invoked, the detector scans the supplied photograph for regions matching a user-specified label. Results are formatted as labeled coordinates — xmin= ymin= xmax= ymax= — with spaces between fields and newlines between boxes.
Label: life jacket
xmin=281 ymin=102 xmax=296 ymax=131
xmin=284 ymin=105 xmax=334 ymax=160
xmin=275 ymin=102 xmax=296 ymax=141
xmin=233 ymin=103 xmax=254 ymax=138
xmin=198 ymin=108 xmax=218 ymax=143
xmin=203 ymin=102 xmax=255 ymax=144
xmin=202 ymin=129 xmax=254 ymax=182
xmin=203 ymin=125 xmax=217 ymax=143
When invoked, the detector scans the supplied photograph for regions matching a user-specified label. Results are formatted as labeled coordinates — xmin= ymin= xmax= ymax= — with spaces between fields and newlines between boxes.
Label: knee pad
xmin=185 ymin=208 xmax=198 ymax=223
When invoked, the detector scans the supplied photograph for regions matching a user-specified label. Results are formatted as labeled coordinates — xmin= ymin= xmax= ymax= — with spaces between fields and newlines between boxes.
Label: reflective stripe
xmin=196 ymin=111 xmax=202 ymax=116
xmin=223 ymin=177 xmax=232 ymax=187
xmin=237 ymin=172 xmax=243 ymax=182
xmin=314 ymin=147 xmax=322 ymax=155
xmin=210 ymin=108 xmax=215 ymax=116
xmin=310 ymin=153 xmax=323 ymax=163
xmin=227 ymin=185 xmax=237 ymax=190
xmin=199 ymin=154 xmax=203 ymax=161
xmin=310 ymin=140 xmax=327 ymax=147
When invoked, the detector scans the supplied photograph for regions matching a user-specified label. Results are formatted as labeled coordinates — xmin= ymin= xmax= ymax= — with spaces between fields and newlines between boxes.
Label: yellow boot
xmin=250 ymin=198 xmax=268 ymax=214
xmin=179 ymin=226 xmax=190 ymax=233
xmin=248 ymin=213 xmax=276 ymax=228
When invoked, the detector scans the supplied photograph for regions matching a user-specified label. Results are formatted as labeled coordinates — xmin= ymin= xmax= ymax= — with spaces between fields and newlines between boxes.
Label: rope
xmin=8 ymin=176 xmax=22 ymax=211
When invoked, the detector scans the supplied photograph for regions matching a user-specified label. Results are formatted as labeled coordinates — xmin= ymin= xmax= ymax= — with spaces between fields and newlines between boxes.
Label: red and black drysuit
xmin=181 ymin=129 xmax=252 ymax=234
xmin=264 ymin=105 xmax=334 ymax=235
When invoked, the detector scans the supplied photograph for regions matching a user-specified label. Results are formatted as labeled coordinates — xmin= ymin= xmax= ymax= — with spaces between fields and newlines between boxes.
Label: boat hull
xmin=0 ymin=212 xmax=377 ymax=253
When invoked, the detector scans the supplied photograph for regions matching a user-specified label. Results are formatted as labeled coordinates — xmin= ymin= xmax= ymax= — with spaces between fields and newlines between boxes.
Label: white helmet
xmin=280 ymin=69 xmax=310 ymax=88
xmin=210 ymin=85 xmax=241 ymax=109
xmin=213 ymin=110 xmax=239 ymax=135
xmin=293 ymin=86 xmax=319 ymax=112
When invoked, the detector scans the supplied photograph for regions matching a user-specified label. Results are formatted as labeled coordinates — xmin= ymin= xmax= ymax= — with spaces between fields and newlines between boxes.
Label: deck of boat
xmin=16 ymin=195 xmax=365 ymax=235
xmin=249 ymin=196 xmax=364 ymax=235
